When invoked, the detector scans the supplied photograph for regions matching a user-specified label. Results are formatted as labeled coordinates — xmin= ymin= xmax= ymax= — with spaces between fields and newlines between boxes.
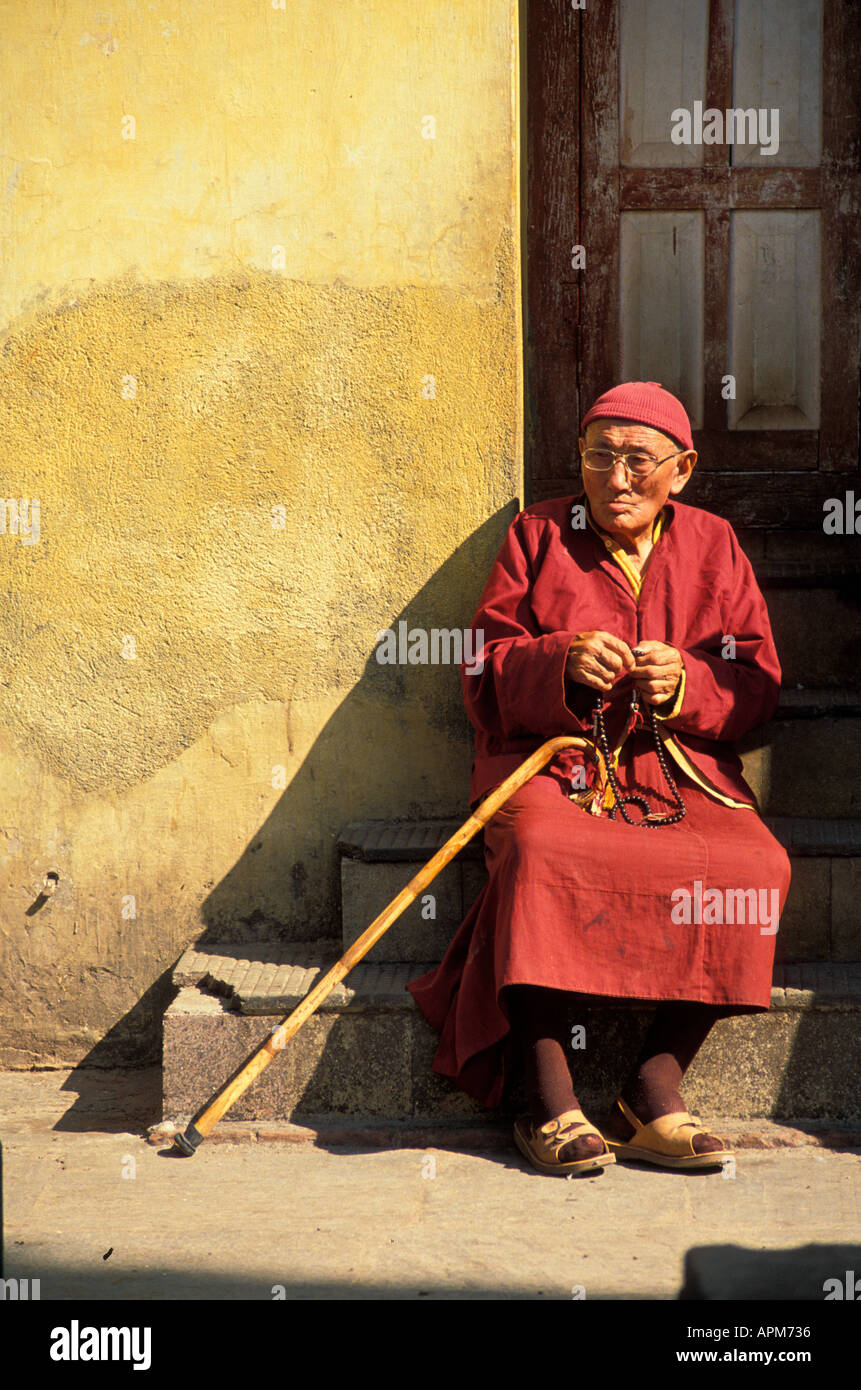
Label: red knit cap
xmin=581 ymin=381 xmax=693 ymax=453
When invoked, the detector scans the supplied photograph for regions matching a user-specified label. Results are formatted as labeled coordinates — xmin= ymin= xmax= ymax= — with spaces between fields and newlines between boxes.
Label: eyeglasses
xmin=580 ymin=446 xmax=684 ymax=478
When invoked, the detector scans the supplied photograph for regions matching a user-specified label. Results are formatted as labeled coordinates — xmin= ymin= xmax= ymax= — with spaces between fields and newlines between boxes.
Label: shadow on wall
xmin=195 ymin=504 xmax=518 ymax=943
xmin=58 ymin=504 xmax=520 ymax=1086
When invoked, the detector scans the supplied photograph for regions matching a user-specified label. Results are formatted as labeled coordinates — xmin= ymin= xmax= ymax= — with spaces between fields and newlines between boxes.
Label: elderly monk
xmin=407 ymin=381 xmax=792 ymax=1176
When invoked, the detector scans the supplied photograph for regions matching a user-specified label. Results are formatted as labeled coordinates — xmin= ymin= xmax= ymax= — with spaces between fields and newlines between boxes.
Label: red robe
xmin=407 ymin=493 xmax=792 ymax=1107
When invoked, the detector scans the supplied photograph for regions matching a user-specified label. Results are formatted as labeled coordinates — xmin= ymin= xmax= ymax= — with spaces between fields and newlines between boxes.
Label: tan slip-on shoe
xmin=513 ymin=1107 xmax=616 ymax=1176
xmin=605 ymin=1096 xmax=733 ymax=1170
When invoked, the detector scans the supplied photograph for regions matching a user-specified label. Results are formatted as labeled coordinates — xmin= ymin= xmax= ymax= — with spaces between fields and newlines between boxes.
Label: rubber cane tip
xmin=171 ymin=1126 xmax=202 ymax=1157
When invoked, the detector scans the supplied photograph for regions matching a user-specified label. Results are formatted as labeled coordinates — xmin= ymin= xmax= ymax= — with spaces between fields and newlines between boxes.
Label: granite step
xmin=162 ymin=950 xmax=861 ymax=1125
xmin=748 ymin=552 xmax=861 ymax=688
xmin=171 ymin=947 xmax=861 ymax=1016
xmin=738 ymin=701 xmax=861 ymax=818
xmin=338 ymin=815 xmax=861 ymax=965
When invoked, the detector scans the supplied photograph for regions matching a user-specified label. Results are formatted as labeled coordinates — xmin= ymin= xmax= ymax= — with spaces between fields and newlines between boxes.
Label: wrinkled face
xmin=578 ymin=418 xmax=696 ymax=541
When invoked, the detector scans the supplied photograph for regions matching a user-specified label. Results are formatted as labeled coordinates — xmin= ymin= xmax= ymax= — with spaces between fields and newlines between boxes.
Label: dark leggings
xmin=505 ymin=983 xmax=748 ymax=1123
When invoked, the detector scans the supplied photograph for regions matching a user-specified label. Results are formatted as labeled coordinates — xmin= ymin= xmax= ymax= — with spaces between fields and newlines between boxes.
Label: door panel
xmin=526 ymin=0 xmax=860 ymax=525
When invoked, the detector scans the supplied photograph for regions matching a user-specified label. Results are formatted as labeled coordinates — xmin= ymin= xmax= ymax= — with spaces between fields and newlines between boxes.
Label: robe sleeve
xmin=653 ymin=527 xmax=781 ymax=742
xmin=462 ymin=513 xmax=596 ymax=740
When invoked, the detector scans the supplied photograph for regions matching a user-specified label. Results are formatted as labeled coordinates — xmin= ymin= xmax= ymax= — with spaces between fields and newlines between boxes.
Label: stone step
xmin=171 ymin=946 xmax=861 ymax=1014
xmin=737 ymin=531 xmax=861 ymax=581
xmin=771 ymin=688 xmax=861 ymax=719
xmin=762 ymin=589 xmax=861 ymax=687
xmin=743 ymin=690 xmax=861 ymax=821
xmin=736 ymin=687 xmax=860 ymax=818
xmin=162 ymin=953 xmax=861 ymax=1125
xmin=338 ymin=816 xmax=861 ymax=965
xmin=728 ymin=549 xmax=861 ymax=688
xmin=752 ymin=558 xmax=861 ymax=588
xmin=740 ymin=711 xmax=861 ymax=817
xmin=741 ymin=543 xmax=861 ymax=688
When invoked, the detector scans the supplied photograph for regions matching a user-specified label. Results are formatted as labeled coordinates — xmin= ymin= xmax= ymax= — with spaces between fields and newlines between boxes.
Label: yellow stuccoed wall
xmin=0 ymin=1 xmax=522 ymax=1065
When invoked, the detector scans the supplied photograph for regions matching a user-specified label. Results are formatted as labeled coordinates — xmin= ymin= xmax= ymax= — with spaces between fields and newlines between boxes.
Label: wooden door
xmin=525 ymin=0 xmax=860 ymax=530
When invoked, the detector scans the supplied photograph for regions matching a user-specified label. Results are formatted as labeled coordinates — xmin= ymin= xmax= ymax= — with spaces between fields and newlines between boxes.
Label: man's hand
xmin=565 ymin=631 xmax=635 ymax=693
xmin=631 ymin=640 xmax=683 ymax=707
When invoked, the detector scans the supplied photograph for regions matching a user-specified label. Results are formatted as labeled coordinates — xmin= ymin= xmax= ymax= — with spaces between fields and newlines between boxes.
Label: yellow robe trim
xmin=571 ymin=505 xmax=755 ymax=812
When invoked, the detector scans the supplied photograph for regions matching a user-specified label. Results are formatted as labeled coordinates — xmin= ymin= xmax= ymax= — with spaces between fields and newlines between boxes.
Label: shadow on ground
xmin=5 ymin=1243 xmax=860 ymax=1301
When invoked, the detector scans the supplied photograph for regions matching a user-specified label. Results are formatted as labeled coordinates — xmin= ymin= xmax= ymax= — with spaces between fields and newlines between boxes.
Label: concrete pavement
xmin=1 ymin=1067 xmax=859 ymax=1303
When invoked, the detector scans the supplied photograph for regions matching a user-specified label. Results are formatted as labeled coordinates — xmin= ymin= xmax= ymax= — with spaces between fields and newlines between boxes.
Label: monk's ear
xmin=669 ymin=450 xmax=697 ymax=495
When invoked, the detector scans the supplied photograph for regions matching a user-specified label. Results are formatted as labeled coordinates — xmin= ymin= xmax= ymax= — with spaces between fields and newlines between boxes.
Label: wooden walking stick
xmin=171 ymin=734 xmax=588 ymax=1155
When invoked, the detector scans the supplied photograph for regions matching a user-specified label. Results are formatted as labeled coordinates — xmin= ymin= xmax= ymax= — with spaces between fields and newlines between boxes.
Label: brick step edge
xmin=170 ymin=957 xmax=861 ymax=1013
xmin=773 ymin=688 xmax=861 ymax=718
xmin=338 ymin=815 xmax=861 ymax=862
xmin=148 ymin=1116 xmax=861 ymax=1152
xmin=755 ymin=559 xmax=861 ymax=587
